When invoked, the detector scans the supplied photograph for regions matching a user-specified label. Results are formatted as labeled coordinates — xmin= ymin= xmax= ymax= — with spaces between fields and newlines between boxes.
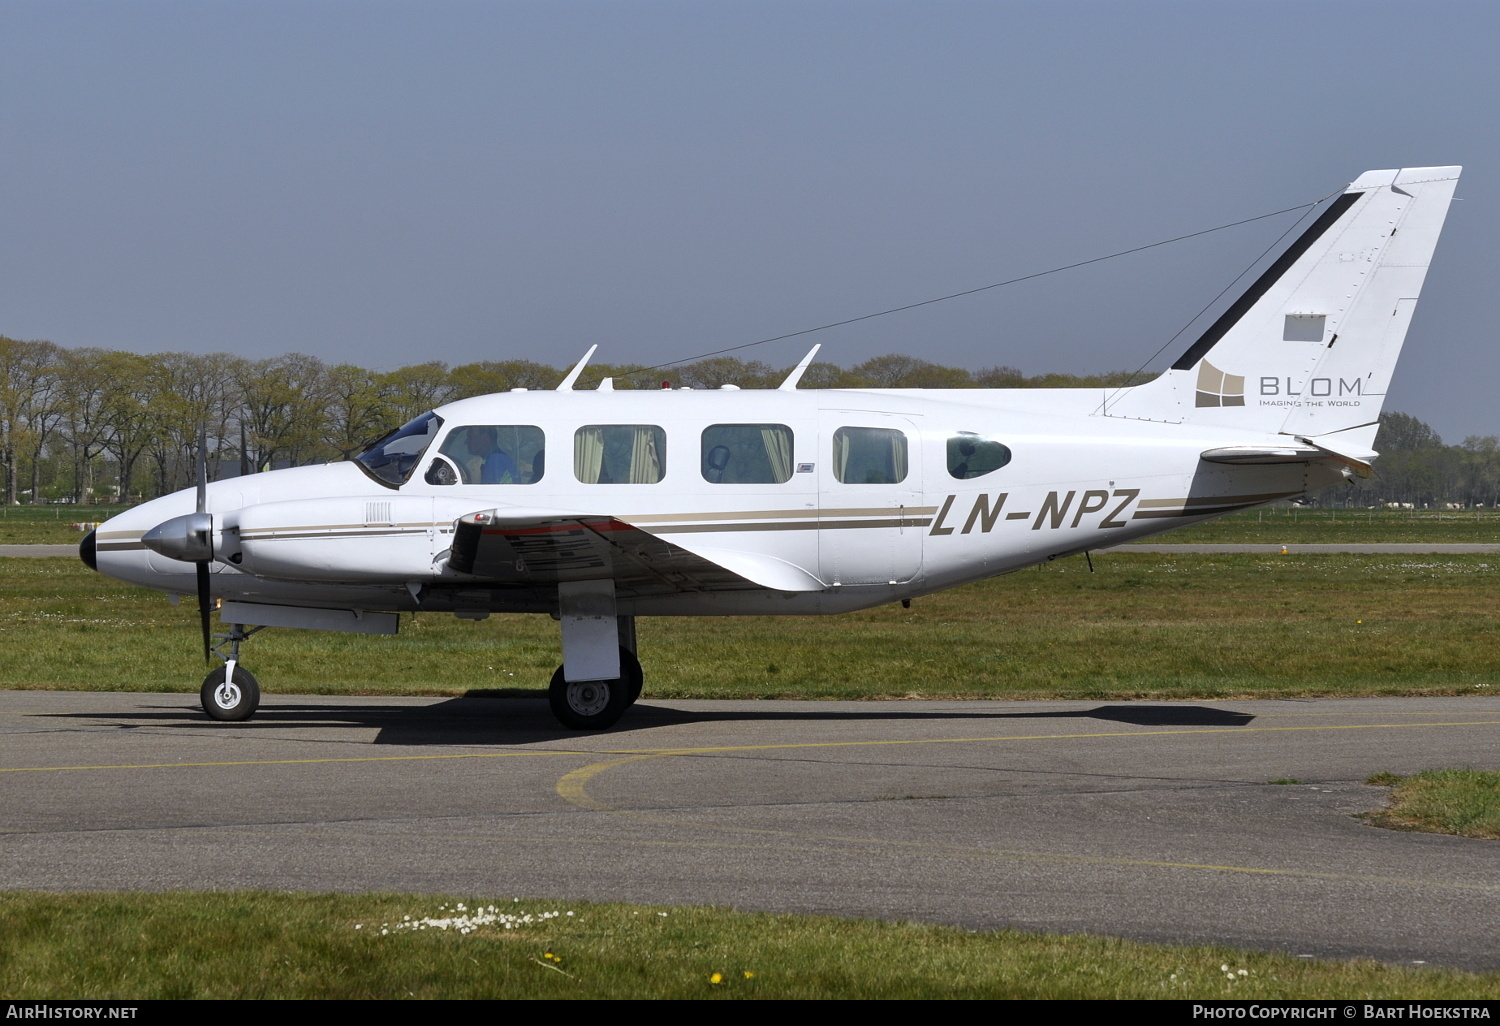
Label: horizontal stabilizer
xmin=1200 ymin=430 xmax=1376 ymax=477
xmin=1298 ymin=429 xmax=1378 ymax=468
xmin=1199 ymin=445 xmax=1325 ymax=465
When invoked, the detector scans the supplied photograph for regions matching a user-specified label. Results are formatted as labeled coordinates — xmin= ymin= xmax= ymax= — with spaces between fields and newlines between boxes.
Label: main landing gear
xmin=548 ymin=646 xmax=642 ymax=730
xmin=548 ymin=582 xmax=644 ymax=731
xmin=200 ymin=623 xmax=265 ymax=722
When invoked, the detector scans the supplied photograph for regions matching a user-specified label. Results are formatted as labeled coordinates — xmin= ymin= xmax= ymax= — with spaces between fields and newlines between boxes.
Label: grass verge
xmin=1 ymin=892 xmax=1495 ymax=999
xmin=4 ymin=553 xmax=1500 ymax=700
xmin=0 ymin=506 xmax=129 ymax=545
xmin=1127 ymin=506 xmax=1500 ymax=544
xmin=1364 ymin=769 xmax=1500 ymax=839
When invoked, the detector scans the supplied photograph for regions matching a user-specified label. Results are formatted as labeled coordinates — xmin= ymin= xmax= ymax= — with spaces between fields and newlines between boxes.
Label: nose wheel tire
xmin=548 ymin=647 xmax=641 ymax=730
xmin=201 ymin=666 xmax=260 ymax=722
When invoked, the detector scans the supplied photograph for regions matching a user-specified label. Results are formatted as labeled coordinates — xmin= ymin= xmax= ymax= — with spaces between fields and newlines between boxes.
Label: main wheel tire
xmin=620 ymin=647 xmax=643 ymax=705
xmin=549 ymin=649 xmax=636 ymax=730
xmin=201 ymin=666 xmax=260 ymax=722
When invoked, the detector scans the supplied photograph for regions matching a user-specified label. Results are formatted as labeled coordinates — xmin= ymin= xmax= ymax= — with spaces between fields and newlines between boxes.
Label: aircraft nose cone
xmin=79 ymin=529 xmax=97 ymax=571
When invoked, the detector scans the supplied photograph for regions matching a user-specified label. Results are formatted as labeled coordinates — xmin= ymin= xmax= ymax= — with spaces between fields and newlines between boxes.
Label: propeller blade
xmin=196 ymin=560 xmax=213 ymax=664
xmin=196 ymin=423 xmax=208 ymax=516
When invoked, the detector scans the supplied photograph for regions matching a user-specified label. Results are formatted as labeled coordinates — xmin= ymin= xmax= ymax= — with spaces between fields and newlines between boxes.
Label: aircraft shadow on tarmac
xmin=40 ymin=697 xmax=1254 ymax=747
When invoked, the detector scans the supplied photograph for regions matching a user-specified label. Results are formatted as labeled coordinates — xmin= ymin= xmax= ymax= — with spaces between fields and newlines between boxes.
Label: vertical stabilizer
xmin=1101 ymin=167 xmax=1460 ymax=440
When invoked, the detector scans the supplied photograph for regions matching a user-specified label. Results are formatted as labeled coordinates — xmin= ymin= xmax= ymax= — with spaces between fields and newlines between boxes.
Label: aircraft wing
xmin=445 ymin=508 xmax=825 ymax=596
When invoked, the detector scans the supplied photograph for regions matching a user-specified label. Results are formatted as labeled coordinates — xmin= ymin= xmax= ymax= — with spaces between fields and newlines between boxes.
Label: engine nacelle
xmin=231 ymin=495 xmax=446 ymax=582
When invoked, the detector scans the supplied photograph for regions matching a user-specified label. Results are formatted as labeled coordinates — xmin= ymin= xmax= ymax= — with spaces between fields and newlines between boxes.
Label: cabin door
xmin=817 ymin=412 xmax=923 ymax=586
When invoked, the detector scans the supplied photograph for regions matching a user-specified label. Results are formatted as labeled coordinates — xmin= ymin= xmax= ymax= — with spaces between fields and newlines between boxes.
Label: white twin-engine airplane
xmin=83 ymin=166 xmax=1460 ymax=729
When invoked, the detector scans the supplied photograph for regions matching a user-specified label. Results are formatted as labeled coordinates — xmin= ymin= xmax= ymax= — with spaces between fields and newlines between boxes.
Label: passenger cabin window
xmin=832 ymin=426 xmax=907 ymax=484
xmin=427 ymin=425 xmax=545 ymax=485
xmin=701 ymin=424 xmax=794 ymax=484
xmin=354 ymin=411 xmax=442 ymax=487
xmin=575 ymin=425 xmax=666 ymax=484
xmin=947 ymin=432 xmax=1011 ymax=480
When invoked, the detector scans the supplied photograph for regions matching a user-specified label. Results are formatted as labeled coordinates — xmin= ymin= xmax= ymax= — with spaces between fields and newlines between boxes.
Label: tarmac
xmin=2 ymin=691 xmax=1497 ymax=970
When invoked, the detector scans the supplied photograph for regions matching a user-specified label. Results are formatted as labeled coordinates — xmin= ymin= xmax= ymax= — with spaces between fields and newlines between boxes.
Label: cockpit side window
xmin=946 ymin=432 xmax=1011 ymax=479
xmin=354 ymin=411 xmax=443 ymax=488
xmin=428 ymin=425 xmax=545 ymax=485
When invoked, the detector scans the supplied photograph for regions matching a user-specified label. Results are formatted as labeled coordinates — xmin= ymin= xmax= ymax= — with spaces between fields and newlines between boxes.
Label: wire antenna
xmin=600 ymin=197 xmax=1322 ymax=385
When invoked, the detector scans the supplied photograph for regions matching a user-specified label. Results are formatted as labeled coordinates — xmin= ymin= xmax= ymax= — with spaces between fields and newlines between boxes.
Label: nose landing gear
xmin=201 ymin=664 xmax=260 ymax=721
xmin=200 ymin=623 xmax=266 ymax=722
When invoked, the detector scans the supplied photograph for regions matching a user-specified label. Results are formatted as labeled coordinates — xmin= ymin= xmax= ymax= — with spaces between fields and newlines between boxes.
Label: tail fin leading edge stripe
xmin=1170 ymin=192 xmax=1361 ymax=372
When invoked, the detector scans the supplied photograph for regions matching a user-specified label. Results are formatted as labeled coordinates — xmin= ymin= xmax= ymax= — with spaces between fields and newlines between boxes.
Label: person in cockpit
xmin=463 ymin=426 xmax=518 ymax=484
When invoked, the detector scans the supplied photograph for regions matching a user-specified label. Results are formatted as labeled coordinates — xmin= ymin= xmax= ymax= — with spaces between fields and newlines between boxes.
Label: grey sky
xmin=2 ymin=1 xmax=1495 ymax=441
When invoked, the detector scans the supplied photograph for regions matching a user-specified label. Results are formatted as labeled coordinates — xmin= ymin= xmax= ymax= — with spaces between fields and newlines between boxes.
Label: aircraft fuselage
xmin=91 ymin=385 xmax=1338 ymax=618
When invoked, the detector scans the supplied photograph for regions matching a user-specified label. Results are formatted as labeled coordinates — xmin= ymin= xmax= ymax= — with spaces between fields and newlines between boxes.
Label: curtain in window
xmin=574 ymin=427 xmax=605 ymax=483
xmin=628 ymin=427 xmax=662 ymax=484
xmin=761 ymin=425 xmax=793 ymax=483
xmin=890 ymin=431 xmax=907 ymax=482
xmin=833 ymin=430 xmax=851 ymax=482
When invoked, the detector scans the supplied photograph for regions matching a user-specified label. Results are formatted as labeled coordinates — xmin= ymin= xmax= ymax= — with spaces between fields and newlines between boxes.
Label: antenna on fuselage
xmin=557 ymin=345 xmax=599 ymax=390
xmin=778 ymin=344 xmax=821 ymax=390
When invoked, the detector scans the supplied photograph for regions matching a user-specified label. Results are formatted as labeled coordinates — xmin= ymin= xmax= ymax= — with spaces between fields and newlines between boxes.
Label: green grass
xmin=1365 ymin=769 xmax=1500 ymax=840
xmin=0 ymin=505 xmax=130 ymax=545
xmin=1 ymin=893 xmax=1494 ymax=999
xmin=4 ymin=553 xmax=1500 ymax=699
xmin=1133 ymin=506 xmax=1500 ymax=544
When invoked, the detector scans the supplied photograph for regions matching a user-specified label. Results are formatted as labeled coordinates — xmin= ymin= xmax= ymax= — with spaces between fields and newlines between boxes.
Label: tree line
xmin=0 ymin=336 xmax=1491 ymax=507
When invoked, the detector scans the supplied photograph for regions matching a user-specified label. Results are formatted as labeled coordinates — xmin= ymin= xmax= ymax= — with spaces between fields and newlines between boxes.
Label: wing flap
xmin=446 ymin=508 xmax=824 ymax=595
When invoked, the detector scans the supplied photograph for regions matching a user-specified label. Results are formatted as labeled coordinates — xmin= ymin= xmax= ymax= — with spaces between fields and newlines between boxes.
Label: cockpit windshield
xmin=354 ymin=411 xmax=443 ymax=487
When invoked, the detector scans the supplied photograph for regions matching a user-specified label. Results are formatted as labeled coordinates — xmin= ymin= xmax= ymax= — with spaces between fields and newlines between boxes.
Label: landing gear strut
xmin=200 ymin=623 xmax=265 ymax=722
